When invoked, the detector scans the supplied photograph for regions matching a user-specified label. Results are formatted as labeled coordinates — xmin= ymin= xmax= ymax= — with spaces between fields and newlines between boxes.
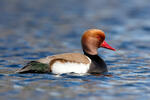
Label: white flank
xmin=51 ymin=62 xmax=90 ymax=74
xmin=37 ymin=54 xmax=92 ymax=74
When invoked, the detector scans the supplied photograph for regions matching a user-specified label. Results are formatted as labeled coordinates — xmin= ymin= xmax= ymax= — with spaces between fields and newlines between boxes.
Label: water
xmin=0 ymin=0 xmax=150 ymax=100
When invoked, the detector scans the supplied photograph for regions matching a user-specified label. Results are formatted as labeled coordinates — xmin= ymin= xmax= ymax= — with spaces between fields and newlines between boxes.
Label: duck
xmin=16 ymin=29 xmax=116 ymax=74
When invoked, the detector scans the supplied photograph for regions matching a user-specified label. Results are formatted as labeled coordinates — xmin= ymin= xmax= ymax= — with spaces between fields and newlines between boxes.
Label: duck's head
xmin=81 ymin=29 xmax=116 ymax=55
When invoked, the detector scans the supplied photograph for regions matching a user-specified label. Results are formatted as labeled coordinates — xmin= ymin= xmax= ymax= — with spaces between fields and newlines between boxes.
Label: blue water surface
xmin=0 ymin=0 xmax=150 ymax=100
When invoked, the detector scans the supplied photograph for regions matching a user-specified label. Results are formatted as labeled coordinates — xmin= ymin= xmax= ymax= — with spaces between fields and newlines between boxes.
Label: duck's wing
xmin=16 ymin=55 xmax=54 ymax=73
xmin=38 ymin=53 xmax=90 ymax=64
xmin=16 ymin=53 xmax=90 ymax=74
xmin=15 ymin=61 xmax=50 ymax=73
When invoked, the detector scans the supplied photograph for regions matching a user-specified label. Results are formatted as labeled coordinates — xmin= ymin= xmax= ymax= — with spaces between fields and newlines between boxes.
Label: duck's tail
xmin=16 ymin=61 xmax=50 ymax=73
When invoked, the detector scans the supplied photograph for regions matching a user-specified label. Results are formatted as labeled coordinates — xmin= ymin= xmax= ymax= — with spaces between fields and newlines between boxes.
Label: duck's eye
xmin=96 ymin=36 xmax=100 ymax=39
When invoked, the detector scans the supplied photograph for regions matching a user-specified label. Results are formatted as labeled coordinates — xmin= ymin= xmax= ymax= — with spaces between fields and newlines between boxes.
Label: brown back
xmin=49 ymin=53 xmax=90 ymax=64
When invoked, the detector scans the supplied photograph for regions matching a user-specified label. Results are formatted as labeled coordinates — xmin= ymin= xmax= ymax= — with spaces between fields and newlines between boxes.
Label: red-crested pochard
xmin=16 ymin=29 xmax=116 ymax=74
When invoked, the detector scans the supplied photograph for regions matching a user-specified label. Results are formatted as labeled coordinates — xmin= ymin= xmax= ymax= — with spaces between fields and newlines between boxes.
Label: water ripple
xmin=0 ymin=0 xmax=150 ymax=100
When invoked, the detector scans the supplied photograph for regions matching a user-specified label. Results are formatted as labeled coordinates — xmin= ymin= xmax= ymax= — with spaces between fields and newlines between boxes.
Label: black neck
xmin=83 ymin=50 xmax=102 ymax=62
xmin=83 ymin=50 xmax=107 ymax=73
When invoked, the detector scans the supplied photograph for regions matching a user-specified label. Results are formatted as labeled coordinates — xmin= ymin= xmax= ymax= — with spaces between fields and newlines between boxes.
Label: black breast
xmin=84 ymin=51 xmax=108 ymax=74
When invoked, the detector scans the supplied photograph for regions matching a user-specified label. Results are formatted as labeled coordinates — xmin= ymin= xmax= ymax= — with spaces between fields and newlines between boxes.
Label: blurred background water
xmin=0 ymin=0 xmax=150 ymax=100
